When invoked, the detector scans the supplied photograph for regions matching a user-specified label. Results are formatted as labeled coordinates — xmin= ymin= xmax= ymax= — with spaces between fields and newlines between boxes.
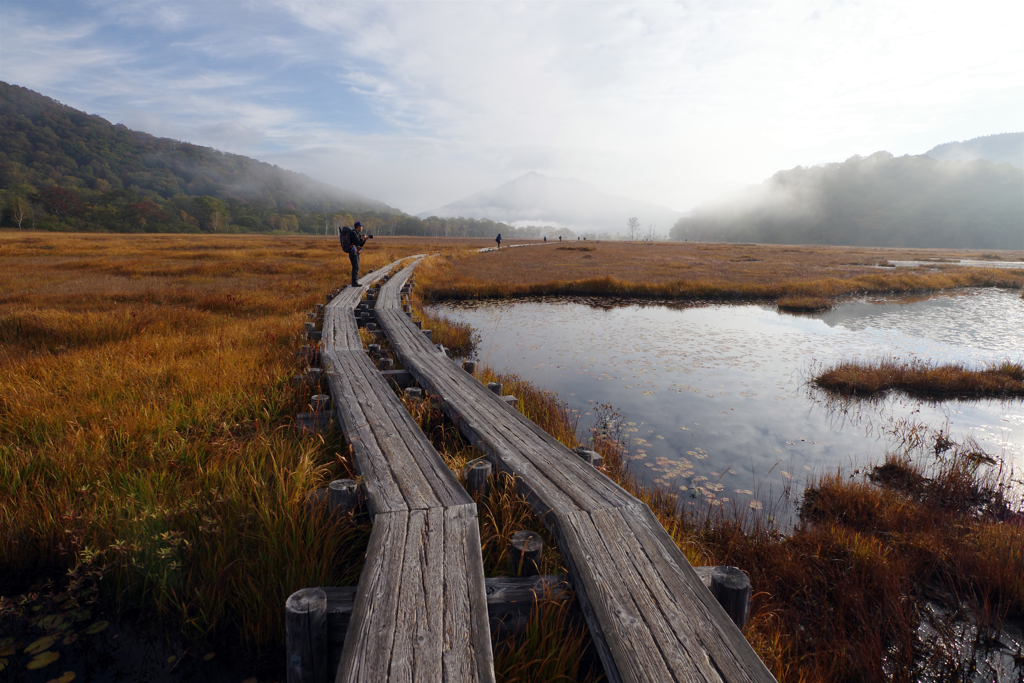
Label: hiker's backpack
xmin=340 ymin=227 xmax=353 ymax=253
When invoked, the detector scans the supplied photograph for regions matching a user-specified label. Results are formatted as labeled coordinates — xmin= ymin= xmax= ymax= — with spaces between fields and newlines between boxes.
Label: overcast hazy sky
xmin=2 ymin=0 xmax=1021 ymax=214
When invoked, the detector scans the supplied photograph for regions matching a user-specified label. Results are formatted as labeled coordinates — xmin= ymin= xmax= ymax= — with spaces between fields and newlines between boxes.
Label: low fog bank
xmin=926 ymin=132 xmax=1023 ymax=169
xmin=419 ymin=171 xmax=682 ymax=235
xmin=669 ymin=152 xmax=1024 ymax=249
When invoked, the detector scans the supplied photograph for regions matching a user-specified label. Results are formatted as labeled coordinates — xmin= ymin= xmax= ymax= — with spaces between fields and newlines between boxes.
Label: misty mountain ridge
xmin=925 ymin=132 xmax=1022 ymax=169
xmin=671 ymin=150 xmax=1023 ymax=249
xmin=419 ymin=171 xmax=683 ymax=233
xmin=0 ymin=82 xmax=398 ymax=216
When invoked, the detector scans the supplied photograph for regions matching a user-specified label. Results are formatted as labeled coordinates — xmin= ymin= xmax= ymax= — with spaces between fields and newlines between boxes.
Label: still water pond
xmin=432 ymin=289 xmax=1024 ymax=511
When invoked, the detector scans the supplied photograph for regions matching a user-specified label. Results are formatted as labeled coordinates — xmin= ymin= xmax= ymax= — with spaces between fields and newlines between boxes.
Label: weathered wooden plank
xmin=336 ymin=511 xmax=408 ymax=682
xmin=444 ymin=504 xmax=494 ymax=682
xmin=345 ymin=353 xmax=471 ymax=510
xmin=620 ymin=506 xmax=775 ymax=681
xmin=391 ymin=508 xmax=444 ymax=683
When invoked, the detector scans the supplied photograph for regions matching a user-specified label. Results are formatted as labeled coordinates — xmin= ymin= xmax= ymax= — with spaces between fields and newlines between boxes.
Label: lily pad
xmin=84 ymin=621 xmax=109 ymax=635
xmin=62 ymin=633 xmax=79 ymax=645
xmin=166 ymin=655 xmax=176 ymax=664
xmin=38 ymin=615 xmax=70 ymax=631
xmin=0 ymin=658 xmax=8 ymax=672
xmin=47 ymin=672 xmax=76 ymax=683
xmin=203 ymin=652 xmax=215 ymax=661
xmin=0 ymin=644 xmax=14 ymax=657
xmin=26 ymin=650 xmax=60 ymax=669
xmin=25 ymin=635 xmax=56 ymax=655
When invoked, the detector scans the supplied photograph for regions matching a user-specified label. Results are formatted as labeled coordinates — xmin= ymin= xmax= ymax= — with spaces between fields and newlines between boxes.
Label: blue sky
xmin=2 ymin=0 xmax=1021 ymax=215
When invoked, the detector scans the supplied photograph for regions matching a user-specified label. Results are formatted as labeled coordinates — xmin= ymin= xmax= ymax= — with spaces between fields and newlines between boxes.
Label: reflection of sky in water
xmin=431 ymin=289 xmax=1024 ymax=511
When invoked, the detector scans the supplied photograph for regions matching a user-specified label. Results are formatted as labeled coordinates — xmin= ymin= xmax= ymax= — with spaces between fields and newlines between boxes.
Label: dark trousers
xmin=349 ymin=251 xmax=360 ymax=286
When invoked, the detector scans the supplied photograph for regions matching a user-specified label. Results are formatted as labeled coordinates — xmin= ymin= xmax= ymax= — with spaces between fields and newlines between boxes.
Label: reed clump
xmin=776 ymin=296 xmax=832 ymax=312
xmin=814 ymin=358 xmax=1024 ymax=398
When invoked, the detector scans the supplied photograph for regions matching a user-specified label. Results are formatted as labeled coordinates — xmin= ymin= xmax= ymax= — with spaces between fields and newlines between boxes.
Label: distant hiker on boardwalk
xmin=340 ymin=221 xmax=372 ymax=287
xmin=559 ymin=236 xmax=562 ymax=242
xmin=495 ymin=233 xmax=502 ymax=249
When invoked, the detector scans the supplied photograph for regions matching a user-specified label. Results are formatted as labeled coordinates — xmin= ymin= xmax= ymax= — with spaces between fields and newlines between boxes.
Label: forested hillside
xmin=670 ymin=151 xmax=1023 ymax=249
xmin=926 ymin=132 xmax=1022 ymax=168
xmin=0 ymin=83 xmax=436 ymax=236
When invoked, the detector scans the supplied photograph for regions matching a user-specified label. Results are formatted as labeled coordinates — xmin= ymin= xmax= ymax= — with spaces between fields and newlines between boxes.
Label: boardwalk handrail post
xmin=286 ymin=587 xmax=327 ymax=683
xmin=509 ymin=530 xmax=543 ymax=577
xmin=711 ymin=566 xmax=752 ymax=629
xmin=464 ymin=458 xmax=492 ymax=498
xmin=328 ymin=479 xmax=361 ymax=518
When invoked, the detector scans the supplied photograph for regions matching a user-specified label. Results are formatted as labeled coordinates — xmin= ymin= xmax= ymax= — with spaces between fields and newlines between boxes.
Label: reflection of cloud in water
xmin=432 ymin=291 xmax=1024 ymax=502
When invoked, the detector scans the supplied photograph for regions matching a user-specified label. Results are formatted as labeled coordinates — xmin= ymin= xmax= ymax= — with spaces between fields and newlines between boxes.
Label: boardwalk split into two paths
xmin=375 ymin=259 xmax=777 ymax=683
xmin=316 ymin=261 xmax=494 ymax=683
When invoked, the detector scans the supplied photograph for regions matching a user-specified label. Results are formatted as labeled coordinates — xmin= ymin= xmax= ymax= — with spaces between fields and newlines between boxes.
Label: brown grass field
xmin=2 ymin=231 xmax=1022 ymax=682
xmin=416 ymin=241 xmax=1024 ymax=303
xmin=815 ymin=359 xmax=1024 ymax=398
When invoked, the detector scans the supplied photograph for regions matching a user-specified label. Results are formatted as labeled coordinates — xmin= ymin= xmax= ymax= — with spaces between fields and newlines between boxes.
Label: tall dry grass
xmin=414 ymin=242 xmax=1024 ymax=305
xmin=0 ymin=231 xmax=449 ymax=674
xmin=815 ymin=358 xmax=1024 ymax=398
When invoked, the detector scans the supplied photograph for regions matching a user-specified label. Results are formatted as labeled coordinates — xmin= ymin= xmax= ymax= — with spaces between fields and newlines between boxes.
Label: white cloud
xmin=1 ymin=0 xmax=1021 ymax=213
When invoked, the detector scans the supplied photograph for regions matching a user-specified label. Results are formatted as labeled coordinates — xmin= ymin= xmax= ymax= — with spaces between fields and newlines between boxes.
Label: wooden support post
xmin=462 ymin=360 xmax=476 ymax=374
xmin=367 ymin=344 xmax=381 ymax=357
xmin=500 ymin=395 xmax=519 ymax=409
xmin=509 ymin=530 xmax=543 ymax=577
xmin=366 ymin=323 xmax=377 ymax=332
xmin=359 ymin=311 xmax=368 ymax=327
xmin=325 ymin=294 xmax=333 ymax=303
xmin=379 ymin=357 xmax=394 ymax=371
xmin=414 ymin=319 xmax=422 ymax=329
xmin=286 ymin=588 xmax=328 ymax=683
xmin=711 ymin=566 xmax=752 ymax=629
xmin=404 ymin=387 xmax=423 ymax=399
xmin=332 ymin=288 xmax=340 ymax=296
xmin=422 ymin=329 xmax=432 ymax=341
xmin=328 ymin=479 xmax=360 ymax=517
xmin=487 ymin=382 xmax=503 ymax=395
xmin=573 ymin=447 xmax=604 ymax=468
xmin=304 ymin=321 xmax=315 ymax=338
xmin=463 ymin=458 xmax=492 ymax=498
xmin=311 ymin=394 xmax=331 ymax=414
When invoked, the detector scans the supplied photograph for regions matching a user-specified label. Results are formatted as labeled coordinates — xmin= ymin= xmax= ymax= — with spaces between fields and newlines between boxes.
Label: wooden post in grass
xmin=379 ymin=357 xmax=394 ymax=371
xmin=404 ymin=387 xmax=423 ymax=399
xmin=304 ymin=321 xmax=315 ymax=338
xmin=286 ymin=588 xmax=327 ymax=683
xmin=509 ymin=530 xmax=543 ymax=577
xmin=367 ymin=344 xmax=380 ymax=357
xmin=462 ymin=361 xmax=476 ymax=374
xmin=311 ymin=394 xmax=330 ymax=414
xmin=487 ymin=382 xmax=503 ymax=395
xmin=328 ymin=479 xmax=360 ymax=517
xmin=463 ymin=458 xmax=492 ymax=498
xmin=711 ymin=566 xmax=751 ymax=629
xmin=422 ymin=329 xmax=432 ymax=341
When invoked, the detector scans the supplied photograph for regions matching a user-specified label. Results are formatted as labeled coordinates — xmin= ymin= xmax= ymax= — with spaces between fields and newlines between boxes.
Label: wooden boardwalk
xmin=320 ymin=263 xmax=494 ymax=683
xmin=375 ymin=259 xmax=777 ymax=683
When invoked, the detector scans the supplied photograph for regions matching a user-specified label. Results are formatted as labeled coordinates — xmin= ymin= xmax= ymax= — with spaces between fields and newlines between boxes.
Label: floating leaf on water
xmin=0 ymin=658 xmax=8 ymax=672
xmin=48 ymin=672 xmax=76 ymax=683
xmin=73 ymin=610 xmax=91 ymax=622
xmin=749 ymin=500 xmax=764 ymax=510
xmin=203 ymin=652 xmax=216 ymax=661
xmin=84 ymin=621 xmax=109 ymax=635
xmin=167 ymin=655 xmax=176 ymax=664
xmin=62 ymin=634 xmax=78 ymax=645
xmin=0 ymin=638 xmax=12 ymax=648
xmin=38 ymin=615 xmax=69 ymax=631
xmin=26 ymin=650 xmax=60 ymax=669
xmin=242 ymin=678 xmax=258 ymax=683
xmin=25 ymin=635 xmax=56 ymax=655
xmin=0 ymin=644 xmax=13 ymax=657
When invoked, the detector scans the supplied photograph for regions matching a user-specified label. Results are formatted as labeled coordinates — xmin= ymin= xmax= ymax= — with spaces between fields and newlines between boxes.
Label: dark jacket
xmin=340 ymin=226 xmax=366 ymax=254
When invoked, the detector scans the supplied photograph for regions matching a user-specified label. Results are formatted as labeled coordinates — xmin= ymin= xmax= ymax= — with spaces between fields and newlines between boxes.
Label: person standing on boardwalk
xmin=495 ymin=233 xmax=502 ymax=249
xmin=341 ymin=221 xmax=371 ymax=287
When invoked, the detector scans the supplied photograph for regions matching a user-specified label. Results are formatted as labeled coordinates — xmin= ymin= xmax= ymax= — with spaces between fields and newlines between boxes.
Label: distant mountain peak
xmin=419 ymin=173 xmax=681 ymax=232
